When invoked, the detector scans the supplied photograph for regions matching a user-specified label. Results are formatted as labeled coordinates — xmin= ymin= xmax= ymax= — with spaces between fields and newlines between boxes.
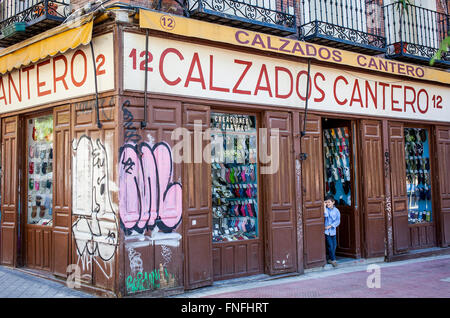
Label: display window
xmin=26 ymin=115 xmax=54 ymax=226
xmin=404 ymin=128 xmax=432 ymax=224
xmin=210 ymin=112 xmax=258 ymax=243
xmin=323 ymin=127 xmax=352 ymax=206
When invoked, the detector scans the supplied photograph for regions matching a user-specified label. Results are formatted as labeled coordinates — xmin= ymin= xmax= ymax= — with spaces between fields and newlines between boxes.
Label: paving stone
xmin=0 ymin=266 xmax=93 ymax=298
xmin=174 ymin=255 xmax=450 ymax=298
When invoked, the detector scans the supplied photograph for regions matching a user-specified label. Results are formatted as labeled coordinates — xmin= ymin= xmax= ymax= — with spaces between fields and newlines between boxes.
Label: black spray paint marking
xmin=122 ymin=100 xmax=142 ymax=144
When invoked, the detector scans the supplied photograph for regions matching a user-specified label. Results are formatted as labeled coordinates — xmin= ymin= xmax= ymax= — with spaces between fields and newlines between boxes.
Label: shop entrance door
xmin=1 ymin=116 xmax=20 ymax=267
xmin=322 ymin=118 xmax=360 ymax=258
xmin=22 ymin=113 xmax=54 ymax=271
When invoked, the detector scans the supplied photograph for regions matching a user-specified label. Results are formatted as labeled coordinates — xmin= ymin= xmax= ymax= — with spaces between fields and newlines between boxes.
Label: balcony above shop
xmin=0 ymin=0 xmax=71 ymax=47
xmin=298 ymin=0 xmax=386 ymax=55
xmin=187 ymin=0 xmax=297 ymax=36
xmin=383 ymin=1 xmax=450 ymax=69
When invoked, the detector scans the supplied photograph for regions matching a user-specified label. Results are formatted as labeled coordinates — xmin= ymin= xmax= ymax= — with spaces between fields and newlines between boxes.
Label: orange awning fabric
xmin=0 ymin=13 xmax=94 ymax=75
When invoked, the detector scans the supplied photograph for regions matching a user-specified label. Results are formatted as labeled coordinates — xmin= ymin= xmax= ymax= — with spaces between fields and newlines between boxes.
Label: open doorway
xmin=322 ymin=117 xmax=360 ymax=259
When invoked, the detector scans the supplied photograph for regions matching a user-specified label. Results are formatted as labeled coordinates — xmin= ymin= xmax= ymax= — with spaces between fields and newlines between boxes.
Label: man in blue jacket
xmin=324 ymin=195 xmax=341 ymax=267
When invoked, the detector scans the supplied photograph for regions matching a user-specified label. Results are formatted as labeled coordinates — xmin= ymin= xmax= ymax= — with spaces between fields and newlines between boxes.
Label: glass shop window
xmin=27 ymin=115 xmax=54 ymax=226
xmin=210 ymin=113 xmax=258 ymax=243
xmin=405 ymin=128 xmax=432 ymax=224
xmin=323 ymin=127 xmax=352 ymax=206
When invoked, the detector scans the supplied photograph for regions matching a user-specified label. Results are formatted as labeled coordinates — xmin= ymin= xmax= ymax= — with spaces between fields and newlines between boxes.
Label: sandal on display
xmin=39 ymin=207 xmax=45 ymax=218
xmin=31 ymin=206 xmax=37 ymax=218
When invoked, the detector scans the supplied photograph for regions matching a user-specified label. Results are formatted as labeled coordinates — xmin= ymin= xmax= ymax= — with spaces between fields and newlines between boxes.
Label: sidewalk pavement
xmin=0 ymin=254 xmax=448 ymax=298
xmin=174 ymin=254 xmax=450 ymax=298
xmin=0 ymin=266 xmax=93 ymax=298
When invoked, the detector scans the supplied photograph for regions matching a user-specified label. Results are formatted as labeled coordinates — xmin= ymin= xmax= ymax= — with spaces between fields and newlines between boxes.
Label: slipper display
xmin=343 ymin=181 xmax=351 ymax=195
xmin=211 ymin=113 xmax=258 ymax=243
xmin=27 ymin=115 xmax=54 ymax=226
xmin=329 ymin=181 xmax=336 ymax=195
xmin=404 ymin=128 xmax=432 ymax=224
xmin=323 ymin=127 xmax=352 ymax=206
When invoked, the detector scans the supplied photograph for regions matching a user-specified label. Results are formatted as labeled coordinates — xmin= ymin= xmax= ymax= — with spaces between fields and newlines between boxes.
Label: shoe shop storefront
xmin=0 ymin=9 xmax=449 ymax=298
xmin=133 ymin=9 xmax=450 ymax=288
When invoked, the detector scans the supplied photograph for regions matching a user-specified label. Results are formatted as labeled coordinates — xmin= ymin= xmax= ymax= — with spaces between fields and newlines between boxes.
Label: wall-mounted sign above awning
xmin=0 ymin=13 xmax=94 ymax=75
xmin=139 ymin=9 xmax=450 ymax=86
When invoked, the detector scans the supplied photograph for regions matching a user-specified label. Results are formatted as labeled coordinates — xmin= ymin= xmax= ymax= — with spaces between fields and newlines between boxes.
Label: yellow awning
xmin=0 ymin=13 xmax=94 ymax=75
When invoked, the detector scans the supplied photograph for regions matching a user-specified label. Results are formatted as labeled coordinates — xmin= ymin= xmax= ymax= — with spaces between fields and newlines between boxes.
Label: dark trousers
xmin=325 ymin=234 xmax=337 ymax=261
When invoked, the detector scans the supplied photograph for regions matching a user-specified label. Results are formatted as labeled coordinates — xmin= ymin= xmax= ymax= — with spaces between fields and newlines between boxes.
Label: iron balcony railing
xmin=298 ymin=0 xmax=386 ymax=54
xmin=188 ymin=0 xmax=297 ymax=36
xmin=383 ymin=1 xmax=449 ymax=65
xmin=0 ymin=0 xmax=70 ymax=38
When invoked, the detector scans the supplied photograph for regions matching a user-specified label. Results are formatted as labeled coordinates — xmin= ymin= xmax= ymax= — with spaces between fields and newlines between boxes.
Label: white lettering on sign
xmin=123 ymin=32 xmax=449 ymax=123
xmin=0 ymin=33 xmax=115 ymax=114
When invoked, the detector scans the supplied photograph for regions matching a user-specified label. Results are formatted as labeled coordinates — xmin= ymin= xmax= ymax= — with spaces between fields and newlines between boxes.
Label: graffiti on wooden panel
xmin=126 ymin=263 xmax=177 ymax=294
xmin=122 ymin=100 xmax=142 ymax=144
xmin=72 ymin=135 xmax=118 ymax=279
xmin=119 ymin=141 xmax=182 ymax=247
xmin=126 ymin=246 xmax=144 ymax=276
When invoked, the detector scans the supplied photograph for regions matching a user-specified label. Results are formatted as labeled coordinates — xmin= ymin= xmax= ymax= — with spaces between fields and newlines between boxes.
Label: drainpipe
xmin=141 ymin=28 xmax=149 ymax=129
xmin=299 ymin=58 xmax=311 ymax=161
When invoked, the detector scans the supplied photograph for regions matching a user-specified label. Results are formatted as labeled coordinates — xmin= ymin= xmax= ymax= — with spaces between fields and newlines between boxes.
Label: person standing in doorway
xmin=324 ymin=195 xmax=340 ymax=267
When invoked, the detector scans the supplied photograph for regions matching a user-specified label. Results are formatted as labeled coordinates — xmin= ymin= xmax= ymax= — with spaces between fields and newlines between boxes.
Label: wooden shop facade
xmin=0 ymin=8 xmax=449 ymax=297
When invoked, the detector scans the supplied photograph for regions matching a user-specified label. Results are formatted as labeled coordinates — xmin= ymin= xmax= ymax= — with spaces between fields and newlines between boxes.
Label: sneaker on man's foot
xmin=327 ymin=260 xmax=333 ymax=264
xmin=331 ymin=261 xmax=337 ymax=267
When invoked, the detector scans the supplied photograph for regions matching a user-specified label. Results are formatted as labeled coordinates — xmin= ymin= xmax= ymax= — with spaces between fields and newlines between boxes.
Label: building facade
xmin=0 ymin=0 xmax=449 ymax=297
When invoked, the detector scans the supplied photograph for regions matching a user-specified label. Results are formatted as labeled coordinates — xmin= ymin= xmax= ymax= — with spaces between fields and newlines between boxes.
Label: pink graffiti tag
xmin=119 ymin=142 xmax=182 ymax=234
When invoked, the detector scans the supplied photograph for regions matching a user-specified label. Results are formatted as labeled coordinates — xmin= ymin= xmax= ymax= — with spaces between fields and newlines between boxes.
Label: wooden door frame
xmin=434 ymin=125 xmax=450 ymax=247
xmin=357 ymin=119 xmax=368 ymax=259
xmin=263 ymin=110 xmax=297 ymax=275
xmin=301 ymin=113 xmax=325 ymax=268
xmin=1 ymin=116 xmax=20 ymax=267
xmin=293 ymin=111 xmax=304 ymax=274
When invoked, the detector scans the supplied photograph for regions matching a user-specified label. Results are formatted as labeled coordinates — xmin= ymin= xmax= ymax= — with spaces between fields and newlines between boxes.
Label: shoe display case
xmin=26 ymin=115 xmax=54 ymax=226
xmin=323 ymin=127 xmax=352 ymax=206
xmin=209 ymin=112 xmax=263 ymax=281
xmin=404 ymin=128 xmax=432 ymax=224
xmin=210 ymin=112 xmax=259 ymax=243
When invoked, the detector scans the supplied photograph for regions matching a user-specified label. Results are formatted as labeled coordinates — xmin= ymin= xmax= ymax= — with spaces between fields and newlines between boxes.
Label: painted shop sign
xmin=139 ymin=9 xmax=450 ymax=85
xmin=123 ymin=32 xmax=450 ymax=123
xmin=0 ymin=32 xmax=115 ymax=114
